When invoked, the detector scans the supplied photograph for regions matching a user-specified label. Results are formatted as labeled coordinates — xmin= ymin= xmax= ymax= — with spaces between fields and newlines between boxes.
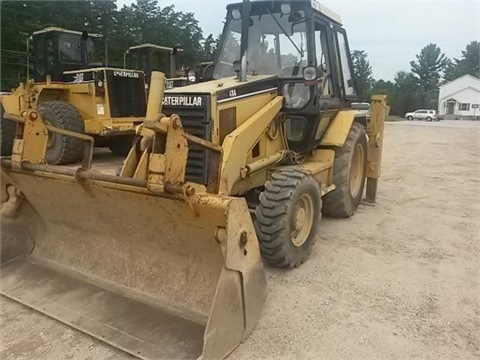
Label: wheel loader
xmin=0 ymin=1 xmax=388 ymax=359
xmin=124 ymin=43 xmax=213 ymax=88
xmin=124 ymin=43 xmax=190 ymax=89
xmin=0 ymin=27 xmax=147 ymax=163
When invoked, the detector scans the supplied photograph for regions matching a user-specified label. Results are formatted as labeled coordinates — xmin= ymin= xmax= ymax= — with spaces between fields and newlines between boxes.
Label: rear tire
xmin=108 ymin=135 xmax=134 ymax=156
xmin=38 ymin=101 xmax=84 ymax=165
xmin=255 ymin=169 xmax=322 ymax=268
xmin=1 ymin=105 xmax=16 ymax=156
xmin=322 ymin=122 xmax=367 ymax=218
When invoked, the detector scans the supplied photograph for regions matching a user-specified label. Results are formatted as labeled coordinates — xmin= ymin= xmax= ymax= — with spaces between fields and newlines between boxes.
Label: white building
xmin=438 ymin=74 xmax=480 ymax=119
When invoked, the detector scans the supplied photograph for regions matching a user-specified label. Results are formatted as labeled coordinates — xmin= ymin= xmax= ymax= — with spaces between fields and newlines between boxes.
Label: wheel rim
xmin=349 ymin=143 xmax=364 ymax=197
xmin=290 ymin=193 xmax=314 ymax=247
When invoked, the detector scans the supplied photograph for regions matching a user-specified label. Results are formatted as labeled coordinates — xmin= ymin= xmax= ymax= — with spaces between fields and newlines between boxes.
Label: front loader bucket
xmin=0 ymin=166 xmax=265 ymax=359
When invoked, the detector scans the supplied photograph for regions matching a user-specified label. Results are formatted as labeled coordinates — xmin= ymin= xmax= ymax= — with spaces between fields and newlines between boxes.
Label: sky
xmin=116 ymin=0 xmax=480 ymax=80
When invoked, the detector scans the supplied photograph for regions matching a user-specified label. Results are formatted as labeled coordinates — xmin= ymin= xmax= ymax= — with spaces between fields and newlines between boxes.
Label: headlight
xmin=97 ymin=80 xmax=103 ymax=87
xmin=188 ymin=70 xmax=196 ymax=83
xmin=303 ymin=66 xmax=317 ymax=81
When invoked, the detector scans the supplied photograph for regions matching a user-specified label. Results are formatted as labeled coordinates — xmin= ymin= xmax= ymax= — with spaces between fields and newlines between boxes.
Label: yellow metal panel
xmin=216 ymin=90 xmax=276 ymax=146
xmin=1 ymin=93 xmax=23 ymax=114
xmin=320 ymin=110 xmax=356 ymax=147
xmin=83 ymin=119 xmax=104 ymax=134
xmin=20 ymin=111 xmax=49 ymax=164
xmin=365 ymin=94 xmax=388 ymax=203
xmin=220 ymin=96 xmax=283 ymax=195
xmin=164 ymin=75 xmax=275 ymax=95
xmin=305 ymin=149 xmax=335 ymax=186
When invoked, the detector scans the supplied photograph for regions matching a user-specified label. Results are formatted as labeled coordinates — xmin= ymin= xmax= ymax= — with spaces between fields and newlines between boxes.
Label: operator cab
xmin=32 ymin=27 xmax=103 ymax=83
xmin=214 ymin=0 xmax=358 ymax=152
xmin=125 ymin=44 xmax=189 ymax=88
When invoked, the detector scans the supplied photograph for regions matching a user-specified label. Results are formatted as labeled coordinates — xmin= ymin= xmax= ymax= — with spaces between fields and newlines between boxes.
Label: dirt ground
xmin=1 ymin=120 xmax=479 ymax=360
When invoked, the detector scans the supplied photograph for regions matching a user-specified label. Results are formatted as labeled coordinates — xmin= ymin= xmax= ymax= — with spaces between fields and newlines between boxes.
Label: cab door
xmin=332 ymin=26 xmax=356 ymax=101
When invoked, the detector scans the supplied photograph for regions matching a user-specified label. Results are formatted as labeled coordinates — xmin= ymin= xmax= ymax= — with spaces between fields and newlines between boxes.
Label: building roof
xmin=440 ymin=74 xmax=480 ymax=89
xmin=440 ymin=86 xmax=480 ymax=101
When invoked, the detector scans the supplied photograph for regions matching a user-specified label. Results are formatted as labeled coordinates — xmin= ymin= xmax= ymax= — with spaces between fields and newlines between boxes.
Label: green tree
xmin=371 ymin=79 xmax=397 ymax=114
xmin=442 ymin=59 xmax=457 ymax=83
xmin=394 ymin=71 xmax=422 ymax=115
xmin=453 ymin=41 xmax=480 ymax=78
xmin=351 ymin=50 xmax=373 ymax=101
xmin=410 ymin=43 xmax=448 ymax=91
xmin=1 ymin=0 xmax=97 ymax=89
xmin=0 ymin=0 xmax=209 ymax=89
xmin=201 ymin=34 xmax=219 ymax=61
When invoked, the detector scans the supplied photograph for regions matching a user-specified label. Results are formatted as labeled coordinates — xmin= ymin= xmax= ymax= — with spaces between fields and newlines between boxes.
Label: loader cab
xmin=32 ymin=27 xmax=103 ymax=83
xmin=214 ymin=0 xmax=358 ymax=152
xmin=125 ymin=44 xmax=187 ymax=88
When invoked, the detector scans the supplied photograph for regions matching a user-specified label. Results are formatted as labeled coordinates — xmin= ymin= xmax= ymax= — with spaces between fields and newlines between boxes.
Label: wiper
xmin=265 ymin=8 xmax=303 ymax=58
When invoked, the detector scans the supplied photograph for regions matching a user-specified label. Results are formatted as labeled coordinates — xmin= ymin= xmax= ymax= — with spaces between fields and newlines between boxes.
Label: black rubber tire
xmin=1 ymin=105 xmax=16 ymax=156
xmin=255 ymin=169 xmax=322 ymax=268
xmin=38 ymin=101 xmax=84 ymax=165
xmin=426 ymin=116 xmax=432 ymax=122
xmin=108 ymin=135 xmax=134 ymax=156
xmin=322 ymin=122 xmax=367 ymax=218
xmin=407 ymin=116 xmax=413 ymax=121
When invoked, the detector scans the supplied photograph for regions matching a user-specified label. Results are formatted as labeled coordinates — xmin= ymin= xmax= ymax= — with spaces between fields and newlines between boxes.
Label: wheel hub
xmin=290 ymin=194 xmax=314 ymax=247
xmin=45 ymin=120 xmax=55 ymax=149
xmin=349 ymin=143 xmax=365 ymax=197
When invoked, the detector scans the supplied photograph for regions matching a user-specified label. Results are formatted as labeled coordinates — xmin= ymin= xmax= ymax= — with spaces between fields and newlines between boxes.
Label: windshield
xmin=128 ymin=49 xmax=170 ymax=74
xmin=214 ymin=10 xmax=308 ymax=79
xmin=58 ymin=33 xmax=101 ymax=65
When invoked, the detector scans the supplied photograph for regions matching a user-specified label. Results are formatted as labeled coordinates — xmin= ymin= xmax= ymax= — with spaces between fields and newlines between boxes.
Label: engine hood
xmin=164 ymin=75 xmax=278 ymax=105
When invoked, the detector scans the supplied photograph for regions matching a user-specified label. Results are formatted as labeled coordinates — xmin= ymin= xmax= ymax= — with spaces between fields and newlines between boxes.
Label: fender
xmin=320 ymin=109 xmax=358 ymax=147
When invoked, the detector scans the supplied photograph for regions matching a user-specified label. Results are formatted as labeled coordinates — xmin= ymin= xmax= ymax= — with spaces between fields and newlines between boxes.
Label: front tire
xmin=407 ymin=116 xmax=413 ymax=121
xmin=1 ymin=105 xmax=16 ymax=156
xmin=38 ymin=101 xmax=84 ymax=165
xmin=322 ymin=122 xmax=367 ymax=218
xmin=255 ymin=169 xmax=322 ymax=268
xmin=108 ymin=135 xmax=135 ymax=156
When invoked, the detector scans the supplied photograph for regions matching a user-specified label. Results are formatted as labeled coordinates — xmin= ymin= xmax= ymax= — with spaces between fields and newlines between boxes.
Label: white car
xmin=405 ymin=109 xmax=438 ymax=121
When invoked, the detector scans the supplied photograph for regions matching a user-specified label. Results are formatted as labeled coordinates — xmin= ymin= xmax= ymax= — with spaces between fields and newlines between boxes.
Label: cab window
xmin=335 ymin=30 xmax=355 ymax=96
xmin=314 ymin=22 xmax=332 ymax=98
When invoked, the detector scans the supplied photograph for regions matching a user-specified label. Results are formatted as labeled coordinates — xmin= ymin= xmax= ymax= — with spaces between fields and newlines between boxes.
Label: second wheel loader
xmin=1 ymin=1 xmax=388 ymax=359
xmin=1 ymin=27 xmax=147 ymax=163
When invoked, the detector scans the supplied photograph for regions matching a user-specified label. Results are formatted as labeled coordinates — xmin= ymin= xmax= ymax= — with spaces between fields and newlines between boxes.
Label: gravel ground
xmin=1 ymin=120 xmax=479 ymax=360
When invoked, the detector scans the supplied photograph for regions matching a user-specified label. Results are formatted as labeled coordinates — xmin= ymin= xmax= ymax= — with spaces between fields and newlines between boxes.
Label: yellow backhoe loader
xmin=1 ymin=1 xmax=388 ymax=359
xmin=1 ymin=27 xmax=147 ymax=163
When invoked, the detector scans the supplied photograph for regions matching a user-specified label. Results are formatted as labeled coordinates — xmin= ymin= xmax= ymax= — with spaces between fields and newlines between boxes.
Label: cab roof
xmin=126 ymin=43 xmax=184 ymax=53
xmin=226 ymin=0 xmax=342 ymax=25
xmin=33 ymin=27 xmax=103 ymax=38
